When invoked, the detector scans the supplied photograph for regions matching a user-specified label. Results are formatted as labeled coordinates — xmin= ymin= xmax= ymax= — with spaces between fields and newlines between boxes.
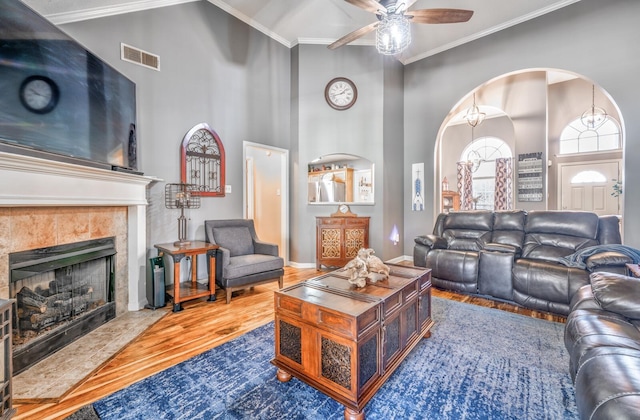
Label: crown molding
xmin=206 ymin=0 xmax=291 ymax=48
xmin=404 ymin=0 xmax=581 ymax=65
xmin=43 ymin=0 xmax=199 ymax=25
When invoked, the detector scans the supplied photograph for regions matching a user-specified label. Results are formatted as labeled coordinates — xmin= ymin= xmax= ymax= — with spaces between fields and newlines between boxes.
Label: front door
xmin=559 ymin=160 xmax=620 ymax=215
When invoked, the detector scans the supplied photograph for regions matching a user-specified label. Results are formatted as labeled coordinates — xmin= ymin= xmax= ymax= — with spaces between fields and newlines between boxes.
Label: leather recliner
xmin=414 ymin=210 xmax=629 ymax=316
xmin=564 ymin=272 xmax=640 ymax=419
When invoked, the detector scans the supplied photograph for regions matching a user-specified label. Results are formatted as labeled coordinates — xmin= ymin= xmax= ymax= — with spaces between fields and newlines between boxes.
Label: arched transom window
xmin=559 ymin=117 xmax=620 ymax=155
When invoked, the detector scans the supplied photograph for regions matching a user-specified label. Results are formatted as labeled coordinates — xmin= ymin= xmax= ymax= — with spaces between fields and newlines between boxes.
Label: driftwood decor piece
xmin=343 ymin=248 xmax=390 ymax=288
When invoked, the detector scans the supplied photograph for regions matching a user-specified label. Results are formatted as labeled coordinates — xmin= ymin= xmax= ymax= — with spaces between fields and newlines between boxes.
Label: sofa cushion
xmin=564 ymin=308 xmax=640 ymax=379
xmin=521 ymin=233 xmax=598 ymax=263
xmin=591 ymin=272 xmax=640 ymax=320
xmin=212 ymin=226 xmax=254 ymax=257
xmin=491 ymin=210 xmax=526 ymax=250
xmin=414 ymin=234 xmax=447 ymax=249
xmin=425 ymin=249 xmax=478 ymax=293
xmin=224 ymin=254 xmax=283 ymax=279
xmin=442 ymin=211 xmax=494 ymax=231
xmin=513 ymin=258 xmax=589 ymax=314
xmin=597 ymin=215 xmax=623 ymax=244
xmin=441 ymin=212 xmax=493 ymax=252
xmin=585 ymin=251 xmax=632 ymax=270
xmin=573 ymin=346 xmax=640 ymax=420
xmin=521 ymin=211 xmax=599 ymax=262
xmin=525 ymin=211 xmax=599 ymax=238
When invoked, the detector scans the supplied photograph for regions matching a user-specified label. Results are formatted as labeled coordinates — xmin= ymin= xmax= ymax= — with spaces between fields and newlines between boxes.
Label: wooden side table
xmin=154 ymin=241 xmax=219 ymax=312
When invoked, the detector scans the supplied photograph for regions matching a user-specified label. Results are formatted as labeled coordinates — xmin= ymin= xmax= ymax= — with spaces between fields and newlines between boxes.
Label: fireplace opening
xmin=9 ymin=238 xmax=116 ymax=375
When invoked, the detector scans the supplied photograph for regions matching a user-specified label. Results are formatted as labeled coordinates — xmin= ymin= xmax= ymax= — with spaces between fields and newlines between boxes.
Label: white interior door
xmin=559 ymin=160 xmax=620 ymax=215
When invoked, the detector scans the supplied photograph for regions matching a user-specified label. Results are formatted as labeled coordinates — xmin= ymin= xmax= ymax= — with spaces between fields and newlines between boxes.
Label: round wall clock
xmin=325 ymin=77 xmax=357 ymax=110
xmin=19 ymin=75 xmax=60 ymax=114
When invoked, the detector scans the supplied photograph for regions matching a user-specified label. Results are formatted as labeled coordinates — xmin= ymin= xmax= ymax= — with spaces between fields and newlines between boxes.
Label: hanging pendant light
xmin=581 ymin=84 xmax=607 ymax=129
xmin=464 ymin=93 xmax=486 ymax=127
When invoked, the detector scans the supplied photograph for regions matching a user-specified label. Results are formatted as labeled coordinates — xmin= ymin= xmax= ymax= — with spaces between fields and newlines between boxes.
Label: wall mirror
xmin=307 ymin=153 xmax=374 ymax=205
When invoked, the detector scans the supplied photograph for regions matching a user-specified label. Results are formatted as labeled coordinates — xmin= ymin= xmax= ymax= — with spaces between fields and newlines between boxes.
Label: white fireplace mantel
xmin=0 ymin=151 xmax=158 ymax=311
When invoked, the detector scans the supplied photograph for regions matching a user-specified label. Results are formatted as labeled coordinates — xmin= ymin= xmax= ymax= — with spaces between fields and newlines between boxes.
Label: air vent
xmin=120 ymin=43 xmax=160 ymax=71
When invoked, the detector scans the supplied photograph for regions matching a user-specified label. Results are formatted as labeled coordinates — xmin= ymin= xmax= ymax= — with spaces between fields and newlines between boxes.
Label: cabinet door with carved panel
xmin=316 ymin=216 xmax=369 ymax=270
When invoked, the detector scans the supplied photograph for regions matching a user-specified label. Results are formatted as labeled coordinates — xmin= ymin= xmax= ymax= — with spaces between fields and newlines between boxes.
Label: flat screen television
xmin=0 ymin=0 xmax=138 ymax=172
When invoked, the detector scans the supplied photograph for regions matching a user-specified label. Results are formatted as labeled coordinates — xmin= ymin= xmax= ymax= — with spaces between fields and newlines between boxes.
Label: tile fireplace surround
xmin=0 ymin=151 xmax=156 ymax=313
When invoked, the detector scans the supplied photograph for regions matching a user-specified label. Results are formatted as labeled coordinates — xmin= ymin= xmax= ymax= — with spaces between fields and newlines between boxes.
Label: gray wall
xmin=61 ymin=0 xmax=640 ymax=265
xmin=290 ymin=44 xmax=403 ymax=264
xmin=404 ymin=0 xmax=640 ymax=250
xmin=62 ymin=2 xmax=292 ymax=263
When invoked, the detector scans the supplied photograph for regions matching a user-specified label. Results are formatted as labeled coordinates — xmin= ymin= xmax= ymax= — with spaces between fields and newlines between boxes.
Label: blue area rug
xmin=93 ymin=297 xmax=578 ymax=419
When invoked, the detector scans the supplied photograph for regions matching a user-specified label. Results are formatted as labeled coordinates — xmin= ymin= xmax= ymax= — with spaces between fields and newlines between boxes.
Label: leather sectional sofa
xmin=413 ymin=210 xmax=629 ymax=316
xmin=565 ymin=271 xmax=640 ymax=419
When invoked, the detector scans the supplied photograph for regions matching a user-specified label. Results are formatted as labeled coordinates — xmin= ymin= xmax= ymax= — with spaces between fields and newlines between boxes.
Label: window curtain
xmin=494 ymin=157 xmax=513 ymax=210
xmin=456 ymin=161 xmax=474 ymax=210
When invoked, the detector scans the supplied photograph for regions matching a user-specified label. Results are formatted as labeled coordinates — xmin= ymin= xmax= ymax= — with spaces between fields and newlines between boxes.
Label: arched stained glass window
xmin=181 ymin=123 xmax=226 ymax=196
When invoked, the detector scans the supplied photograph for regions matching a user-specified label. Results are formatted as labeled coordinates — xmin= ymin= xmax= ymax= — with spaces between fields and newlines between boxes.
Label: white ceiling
xmin=23 ymin=0 xmax=581 ymax=64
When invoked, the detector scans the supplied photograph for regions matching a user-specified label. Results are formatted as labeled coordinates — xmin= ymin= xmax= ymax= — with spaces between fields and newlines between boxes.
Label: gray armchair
xmin=204 ymin=219 xmax=284 ymax=303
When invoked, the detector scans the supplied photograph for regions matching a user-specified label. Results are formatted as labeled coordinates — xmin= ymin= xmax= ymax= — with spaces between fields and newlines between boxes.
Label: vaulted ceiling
xmin=24 ymin=0 xmax=580 ymax=64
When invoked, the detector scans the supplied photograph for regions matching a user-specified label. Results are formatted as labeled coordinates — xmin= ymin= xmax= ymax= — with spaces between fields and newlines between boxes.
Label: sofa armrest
xmin=590 ymin=271 xmax=640 ymax=320
xmin=414 ymin=234 xmax=447 ymax=249
xmin=254 ymin=240 xmax=279 ymax=256
xmin=484 ymin=242 xmax=521 ymax=255
xmin=585 ymin=251 xmax=632 ymax=271
xmin=216 ymin=246 xmax=231 ymax=268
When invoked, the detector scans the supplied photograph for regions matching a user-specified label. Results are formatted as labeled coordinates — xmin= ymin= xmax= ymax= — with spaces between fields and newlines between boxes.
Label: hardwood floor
xmin=13 ymin=263 xmax=565 ymax=420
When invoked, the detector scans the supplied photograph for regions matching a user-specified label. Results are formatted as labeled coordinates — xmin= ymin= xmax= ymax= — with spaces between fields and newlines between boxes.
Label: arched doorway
xmin=435 ymin=69 xmax=624 ymax=222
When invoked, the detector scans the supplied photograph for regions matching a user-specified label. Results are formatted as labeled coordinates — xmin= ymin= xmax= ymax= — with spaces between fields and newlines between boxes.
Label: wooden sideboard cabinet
xmin=316 ymin=216 xmax=369 ymax=269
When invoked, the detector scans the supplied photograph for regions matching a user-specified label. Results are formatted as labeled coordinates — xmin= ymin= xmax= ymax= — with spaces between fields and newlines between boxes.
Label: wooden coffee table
xmin=272 ymin=264 xmax=433 ymax=420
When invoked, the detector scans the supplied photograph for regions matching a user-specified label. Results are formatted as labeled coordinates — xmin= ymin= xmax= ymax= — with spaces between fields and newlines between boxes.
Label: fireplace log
xmin=22 ymin=312 xmax=59 ymax=330
xmin=49 ymin=276 xmax=88 ymax=294
xmin=17 ymin=286 xmax=47 ymax=313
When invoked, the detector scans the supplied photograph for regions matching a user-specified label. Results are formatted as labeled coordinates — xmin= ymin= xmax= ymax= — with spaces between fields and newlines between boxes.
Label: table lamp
xmin=165 ymin=183 xmax=200 ymax=246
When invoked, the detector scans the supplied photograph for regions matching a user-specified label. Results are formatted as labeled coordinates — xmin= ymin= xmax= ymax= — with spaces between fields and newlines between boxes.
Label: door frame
xmin=556 ymin=158 xmax=622 ymax=214
xmin=243 ymin=141 xmax=289 ymax=265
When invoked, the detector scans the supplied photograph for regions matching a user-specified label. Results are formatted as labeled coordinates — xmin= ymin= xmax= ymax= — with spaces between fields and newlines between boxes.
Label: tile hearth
xmin=13 ymin=307 xmax=168 ymax=402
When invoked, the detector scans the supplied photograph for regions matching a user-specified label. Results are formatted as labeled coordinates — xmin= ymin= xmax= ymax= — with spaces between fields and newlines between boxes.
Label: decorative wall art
xmin=354 ymin=169 xmax=373 ymax=202
xmin=180 ymin=123 xmax=226 ymax=196
xmin=517 ymin=152 xmax=543 ymax=202
xmin=412 ymin=163 xmax=425 ymax=211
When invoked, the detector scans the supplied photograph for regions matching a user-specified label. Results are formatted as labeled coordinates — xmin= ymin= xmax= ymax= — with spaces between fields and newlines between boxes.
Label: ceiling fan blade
xmin=328 ymin=21 xmax=378 ymax=50
xmin=406 ymin=9 xmax=474 ymax=24
xmin=344 ymin=0 xmax=387 ymax=14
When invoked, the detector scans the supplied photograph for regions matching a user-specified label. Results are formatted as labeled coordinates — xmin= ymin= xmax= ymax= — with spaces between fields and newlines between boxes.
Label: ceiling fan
xmin=328 ymin=0 xmax=474 ymax=54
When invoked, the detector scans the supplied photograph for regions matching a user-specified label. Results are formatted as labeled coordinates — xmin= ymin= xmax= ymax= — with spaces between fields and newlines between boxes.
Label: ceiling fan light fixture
xmin=376 ymin=14 xmax=411 ymax=55
xmin=581 ymin=85 xmax=607 ymax=129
